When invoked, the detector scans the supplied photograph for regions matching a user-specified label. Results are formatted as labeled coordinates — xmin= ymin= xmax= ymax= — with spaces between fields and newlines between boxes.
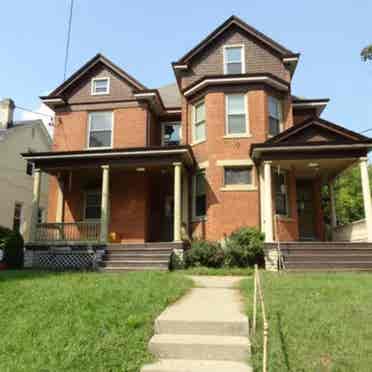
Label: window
xmin=193 ymin=101 xmax=206 ymax=143
xmin=224 ymin=167 xmax=252 ymax=186
xmin=226 ymin=94 xmax=248 ymax=135
xmin=193 ymin=171 xmax=207 ymax=218
xmin=274 ymin=171 xmax=289 ymax=216
xmin=88 ymin=111 xmax=113 ymax=148
xmin=224 ymin=45 xmax=244 ymax=74
xmin=84 ymin=191 xmax=101 ymax=220
xmin=13 ymin=202 xmax=22 ymax=232
xmin=268 ymin=96 xmax=283 ymax=136
xmin=162 ymin=122 xmax=181 ymax=146
xmin=91 ymin=78 xmax=109 ymax=95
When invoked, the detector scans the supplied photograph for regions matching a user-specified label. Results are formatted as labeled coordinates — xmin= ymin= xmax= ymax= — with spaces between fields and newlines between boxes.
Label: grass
xmin=180 ymin=266 xmax=253 ymax=276
xmin=0 ymin=270 xmax=192 ymax=372
xmin=241 ymin=272 xmax=372 ymax=372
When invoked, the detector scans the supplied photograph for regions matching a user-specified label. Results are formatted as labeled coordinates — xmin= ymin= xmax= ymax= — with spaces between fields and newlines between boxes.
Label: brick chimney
xmin=0 ymin=98 xmax=15 ymax=129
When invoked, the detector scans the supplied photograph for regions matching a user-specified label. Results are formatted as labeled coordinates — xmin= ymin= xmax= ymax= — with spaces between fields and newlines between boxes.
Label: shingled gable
xmin=173 ymin=15 xmax=299 ymax=67
xmin=42 ymin=53 xmax=147 ymax=99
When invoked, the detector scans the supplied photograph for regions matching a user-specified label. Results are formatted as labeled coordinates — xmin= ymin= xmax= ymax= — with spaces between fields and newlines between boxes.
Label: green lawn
xmin=0 ymin=270 xmax=192 ymax=372
xmin=241 ymin=272 xmax=372 ymax=372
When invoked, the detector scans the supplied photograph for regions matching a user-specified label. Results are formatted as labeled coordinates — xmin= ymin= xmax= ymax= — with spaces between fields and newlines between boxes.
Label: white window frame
xmin=223 ymin=44 xmax=246 ymax=74
xmin=84 ymin=190 xmax=102 ymax=221
xmin=192 ymin=100 xmax=206 ymax=145
xmin=161 ymin=121 xmax=182 ymax=146
xmin=268 ymin=96 xmax=283 ymax=137
xmin=87 ymin=111 xmax=114 ymax=149
xmin=91 ymin=77 xmax=110 ymax=95
xmin=225 ymin=93 xmax=250 ymax=138
xmin=192 ymin=169 xmax=207 ymax=221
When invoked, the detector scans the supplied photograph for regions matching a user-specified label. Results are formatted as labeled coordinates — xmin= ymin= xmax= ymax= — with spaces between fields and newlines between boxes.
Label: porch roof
xmin=22 ymin=145 xmax=195 ymax=171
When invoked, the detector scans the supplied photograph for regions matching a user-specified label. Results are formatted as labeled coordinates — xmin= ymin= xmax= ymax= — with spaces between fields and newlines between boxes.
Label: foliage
xmin=361 ymin=45 xmax=372 ymax=61
xmin=322 ymin=164 xmax=372 ymax=226
xmin=0 ymin=271 xmax=192 ymax=372
xmin=169 ymin=251 xmax=185 ymax=270
xmin=0 ymin=226 xmax=24 ymax=268
xmin=241 ymin=272 xmax=372 ymax=371
xmin=184 ymin=240 xmax=225 ymax=268
xmin=225 ymin=227 xmax=265 ymax=267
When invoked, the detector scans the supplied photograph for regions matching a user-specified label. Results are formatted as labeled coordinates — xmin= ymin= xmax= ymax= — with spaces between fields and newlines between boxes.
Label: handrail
xmin=274 ymin=214 xmax=285 ymax=271
xmin=252 ymin=264 xmax=269 ymax=372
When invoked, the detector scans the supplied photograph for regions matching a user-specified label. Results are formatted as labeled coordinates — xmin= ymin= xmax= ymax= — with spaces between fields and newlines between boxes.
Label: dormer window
xmin=91 ymin=77 xmax=110 ymax=95
xmin=224 ymin=45 xmax=245 ymax=74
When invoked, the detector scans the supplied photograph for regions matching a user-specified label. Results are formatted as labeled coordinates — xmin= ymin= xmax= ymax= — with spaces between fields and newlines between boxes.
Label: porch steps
xmin=101 ymin=242 xmax=181 ymax=272
xmin=268 ymin=242 xmax=372 ymax=271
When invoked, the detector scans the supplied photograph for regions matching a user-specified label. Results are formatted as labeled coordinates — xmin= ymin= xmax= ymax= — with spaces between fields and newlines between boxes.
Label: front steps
xmin=268 ymin=242 xmax=372 ymax=271
xmin=101 ymin=242 xmax=182 ymax=272
xmin=141 ymin=276 xmax=252 ymax=372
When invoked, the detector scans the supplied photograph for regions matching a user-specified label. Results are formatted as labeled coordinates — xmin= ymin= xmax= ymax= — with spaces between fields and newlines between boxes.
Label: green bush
xmin=184 ymin=240 xmax=225 ymax=268
xmin=0 ymin=226 xmax=24 ymax=268
xmin=225 ymin=227 xmax=264 ymax=267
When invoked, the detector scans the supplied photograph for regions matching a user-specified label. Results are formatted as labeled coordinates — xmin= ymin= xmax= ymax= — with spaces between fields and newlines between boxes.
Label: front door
xmin=296 ymin=181 xmax=316 ymax=240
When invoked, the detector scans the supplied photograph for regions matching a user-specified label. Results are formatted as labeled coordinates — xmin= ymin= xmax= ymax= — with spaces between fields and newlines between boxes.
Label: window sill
xmin=223 ymin=134 xmax=252 ymax=139
xmin=220 ymin=185 xmax=257 ymax=192
xmin=91 ymin=92 xmax=110 ymax=96
xmin=85 ymin=146 xmax=113 ymax=151
xmin=191 ymin=139 xmax=206 ymax=146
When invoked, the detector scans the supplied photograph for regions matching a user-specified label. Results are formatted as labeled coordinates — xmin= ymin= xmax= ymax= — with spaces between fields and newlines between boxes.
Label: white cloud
xmin=19 ymin=103 xmax=55 ymax=136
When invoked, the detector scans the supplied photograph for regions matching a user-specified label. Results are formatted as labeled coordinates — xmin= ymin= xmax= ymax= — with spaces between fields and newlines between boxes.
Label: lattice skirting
xmin=25 ymin=250 xmax=105 ymax=271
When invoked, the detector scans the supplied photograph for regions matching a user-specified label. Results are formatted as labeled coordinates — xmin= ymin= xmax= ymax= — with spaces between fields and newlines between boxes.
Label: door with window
xmin=296 ymin=181 xmax=315 ymax=240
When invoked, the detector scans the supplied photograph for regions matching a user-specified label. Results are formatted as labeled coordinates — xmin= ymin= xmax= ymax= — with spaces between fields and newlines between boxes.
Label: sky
xmin=1 ymin=0 xmax=372 ymax=136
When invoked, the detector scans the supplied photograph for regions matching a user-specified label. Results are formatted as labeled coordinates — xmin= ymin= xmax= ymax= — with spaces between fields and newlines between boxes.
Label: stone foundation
xmin=264 ymin=247 xmax=279 ymax=271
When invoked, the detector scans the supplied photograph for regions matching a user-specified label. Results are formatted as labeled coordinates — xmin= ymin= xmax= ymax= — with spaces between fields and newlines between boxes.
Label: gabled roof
xmin=174 ymin=15 xmax=298 ymax=65
xmin=157 ymin=83 xmax=181 ymax=108
xmin=265 ymin=117 xmax=369 ymax=145
xmin=44 ymin=53 xmax=147 ymax=98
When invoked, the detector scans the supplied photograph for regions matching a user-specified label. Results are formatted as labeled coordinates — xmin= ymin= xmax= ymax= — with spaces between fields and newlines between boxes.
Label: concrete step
xmin=284 ymin=254 xmax=372 ymax=262
xmin=281 ymin=248 xmax=372 ymax=255
xmin=102 ymin=260 xmax=169 ymax=268
xmin=149 ymin=334 xmax=250 ymax=362
xmin=102 ymin=266 xmax=168 ymax=272
xmin=141 ymin=359 xmax=252 ymax=372
xmin=104 ymin=253 xmax=171 ymax=259
xmin=285 ymin=261 xmax=372 ymax=269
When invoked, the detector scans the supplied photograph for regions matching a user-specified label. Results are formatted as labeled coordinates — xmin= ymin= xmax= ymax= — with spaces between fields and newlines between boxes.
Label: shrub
xmin=225 ymin=227 xmax=264 ymax=267
xmin=169 ymin=251 xmax=185 ymax=270
xmin=184 ymin=240 xmax=225 ymax=268
xmin=0 ymin=226 xmax=24 ymax=268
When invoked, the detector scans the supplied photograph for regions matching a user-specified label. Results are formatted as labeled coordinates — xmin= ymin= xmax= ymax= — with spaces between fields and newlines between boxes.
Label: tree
xmin=361 ymin=45 xmax=372 ymax=61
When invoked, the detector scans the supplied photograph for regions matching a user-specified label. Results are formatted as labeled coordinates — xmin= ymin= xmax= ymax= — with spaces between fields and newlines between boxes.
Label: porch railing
xmin=35 ymin=222 xmax=101 ymax=242
xmin=252 ymin=264 xmax=269 ymax=372
xmin=332 ymin=219 xmax=367 ymax=242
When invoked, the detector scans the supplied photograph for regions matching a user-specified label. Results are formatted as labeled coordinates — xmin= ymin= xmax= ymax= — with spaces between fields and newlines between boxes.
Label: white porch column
xmin=360 ymin=157 xmax=372 ymax=242
xmin=263 ymin=161 xmax=274 ymax=242
xmin=30 ymin=168 xmax=42 ymax=241
xmin=173 ymin=162 xmax=182 ymax=242
xmin=56 ymin=179 xmax=65 ymax=223
xmin=259 ymin=165 xmax=265 ymax=233
xmin=100 ymin=165 xmax=110 ymax=243
xmin=328 ymin=180 xmax=337 ymax=229
xmin=182 ymin=169 xmax=189 ymax=230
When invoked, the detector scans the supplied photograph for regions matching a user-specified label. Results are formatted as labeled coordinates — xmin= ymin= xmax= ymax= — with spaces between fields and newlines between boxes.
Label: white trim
xmin=184 ymin=76 xmax=288 ymax=96
xmin=24 ymin=148 xmax=191 ymax=160
xmin=192 ymin=99 xmax=206 ymax=144
xmin=165 ymin=109 xmax=182 ymax=114
xmin=216 ymin=159 xmax=253 ymax=166
xmin=223 ymin=44 xmax=246 ymax=74
xmin=197 ymin=160 xmax=210 ymax=169
xmin=134 ymin=92 xmax=157 ymax=99
xmin=161 ymin=121 xmax=182 ymax=146
xmin=283 ymin=57 xmax=299 ymax=63
xmin=173 ymin=64 xmax=189 ymax=70
xmin=87 ymin=111 xmax=114 ymax=149
xmin=220 ymin=185 xmax=257 ymax=192
xmin=225 ymin=93 xmax=250 ymax=136
xmin=42 ymin=98 xmax=64 ymax=104
xmin=91 ymin=77 xmax=110 ymax=95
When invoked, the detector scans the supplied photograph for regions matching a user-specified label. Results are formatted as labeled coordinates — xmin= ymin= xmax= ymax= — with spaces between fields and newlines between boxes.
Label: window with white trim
xmin=88 ymin=111 xmax=113 ymax=148
xmin=224 ymin=45 xmax=244 ymax=74
xmin=268 ymin=96 xmax=283 ymax=136
xmin=193 ymin=101 xmax=206 ymax=143
xmin=91 ymin=78 xmax=109 ymax=95
xmin=162 ymin=121 xmax=181 ymax=146
xmin=193 ymin=171 xmax=207 ymax=218
xmin=84 ymin=190 xmax=101 ymax=220
xmin=226 ymin=94 xmax=248 ymax=135
xmin=224 ymin=167 xmax=252 ymax=186
xmin=13 ymin=202 xmax=23 ymax=232
xmin=274 ymin=171 xmax=289 ymax=216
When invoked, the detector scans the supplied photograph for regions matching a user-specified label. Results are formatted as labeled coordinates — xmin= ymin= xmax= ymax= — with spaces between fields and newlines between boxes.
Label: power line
xmin=15 ymin=105 xmax=54 ymax=119
xmin=63 ymin=0 xmax=74 ymax=81
xmin=361 ymin=128 xmax=372 ymax=134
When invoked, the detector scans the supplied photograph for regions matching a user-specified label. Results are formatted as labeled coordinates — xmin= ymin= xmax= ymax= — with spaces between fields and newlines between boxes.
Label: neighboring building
xmin=0 ymin=98 xmax=51 ymax=241
xmin=22 ymin=16 xmax=372 ymax=270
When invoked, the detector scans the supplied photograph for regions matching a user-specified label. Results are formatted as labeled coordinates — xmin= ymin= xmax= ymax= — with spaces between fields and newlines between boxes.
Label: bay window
xmin=226 ymin=94 xmax=248 ymax=135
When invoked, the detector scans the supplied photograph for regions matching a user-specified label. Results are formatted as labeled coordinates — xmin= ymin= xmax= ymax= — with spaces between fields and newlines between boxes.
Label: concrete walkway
xmin=142 ymin=276 xmax=252 ymax=372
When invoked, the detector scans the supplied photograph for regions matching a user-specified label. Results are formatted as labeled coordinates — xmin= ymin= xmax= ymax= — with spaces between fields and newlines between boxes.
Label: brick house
xmin=23 ymin=16 xmax=372 ymax=270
